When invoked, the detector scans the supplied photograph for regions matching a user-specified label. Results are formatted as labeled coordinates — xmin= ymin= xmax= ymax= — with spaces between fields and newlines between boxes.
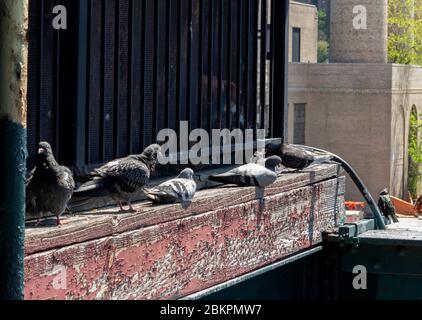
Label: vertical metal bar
xmin=269 ymin=0 xmax=274 ymax=137
xmin=186 ymin=0 xmax=193 ymax=130
xmin=113 ymin=0 xmax=120 ymax=158
xmin=0 ymin=0 xmax=29 ymax=300
xmin=99 ymin=0 xmax=105 ymax=161
xmin=260 ymin=0 xmax=267 ymax=131
xmin=197 ymin=0 xmax=203 ymax=129
xmin=217 ymin=0 xmax=223 ymax=129
xmin=176 ymin=0 xmax=182 ymax=134
xmin=207 ymin=0 xmax=214 ymax=133
xmin=127 ymin=0 xmax=133 ymax=153
xmin=165 ymin=0 xmax=170 ymax=129
xmin=153 ymin=0 xmax=159 ymax=137
xmin=236 ymin=0 xmax=243 ymax=129
xmin=76 ymin=0 xmax=88 ymax=167
xmin=140 ymin=0 xmax=146 ymax=148
xmin=54 ymin=0 xmax=61 ymax=158
xmin=272 ymin=0 xmax=289 ymax=140
xmin=244 ymin=0 xmax=251 ymax=133
xmin=226 ymin=0 xmax=232 ymax=129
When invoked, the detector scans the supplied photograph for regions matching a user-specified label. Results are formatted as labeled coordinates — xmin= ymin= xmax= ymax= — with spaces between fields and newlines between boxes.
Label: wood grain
xmin=24 ymin=175 xmax=345 ymax=300
xmin=25 ymin=164 xmax=342 ymax=255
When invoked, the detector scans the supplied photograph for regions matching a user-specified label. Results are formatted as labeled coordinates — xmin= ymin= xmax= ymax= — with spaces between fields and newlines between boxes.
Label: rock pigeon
xmin=378 ymin=189 xmax=399 ymax=223
xmin=144 ymin=168 xmax=197 ymax=209
xmin=255 ymin=143 xmax=332 ymax=171
xmin=26 ymin=141 xmax=75 ymax=226
xmin=74 ymin=144 xmax=161 ymax=212
xmin=208 ymin=156 xmax=282 ymax=199
xmin=414 ymin=194 xmax=422 ymax=213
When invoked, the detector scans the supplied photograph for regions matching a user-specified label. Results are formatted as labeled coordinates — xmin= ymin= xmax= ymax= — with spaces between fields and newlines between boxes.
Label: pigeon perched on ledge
xmin=144 ymin=168 xmax=197 ymax=209
xmin=26 ymin=142 xmax=75 ymax=226
xmin=74 ymin=144 xmax=161 ymax=212
xmin=208 ymin=156 xmax=282 ymax=199
xmin=255 ymin=143 xmax=332 ymax=171
xmin=378 ymin=189 xmax=399 ymax=223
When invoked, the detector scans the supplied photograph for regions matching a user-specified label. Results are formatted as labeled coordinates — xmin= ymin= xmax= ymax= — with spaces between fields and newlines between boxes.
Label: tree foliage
xmin=317 ymin=41 xmax=329 ymax=63
xmin=388 ymin=0 xmax=422 ymax=66
xmin=318 ymin=8 xmax=329 ymax=42
xmin=408 ymin=111 xmax=422 ymax=196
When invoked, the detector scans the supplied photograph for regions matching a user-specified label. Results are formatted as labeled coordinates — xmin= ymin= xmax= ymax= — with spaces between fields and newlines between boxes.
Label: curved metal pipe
xmin=292 ymin=144 xmax=386 ymax=230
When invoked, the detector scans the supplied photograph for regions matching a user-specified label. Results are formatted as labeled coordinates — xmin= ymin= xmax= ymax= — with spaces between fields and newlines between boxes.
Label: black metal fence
xmin=26 ymin=0 xmax=289 ymax=173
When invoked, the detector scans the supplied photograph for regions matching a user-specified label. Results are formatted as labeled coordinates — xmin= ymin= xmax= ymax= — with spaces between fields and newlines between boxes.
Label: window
xmin=293 ymin=103 xmax=306 ymax=144
xmin=292 ymin=27 xmax=301 ymax=63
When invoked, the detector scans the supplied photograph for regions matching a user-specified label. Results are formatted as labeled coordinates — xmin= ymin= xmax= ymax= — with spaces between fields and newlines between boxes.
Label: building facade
xmin=288 ymin=0 xmax=422 ymax=201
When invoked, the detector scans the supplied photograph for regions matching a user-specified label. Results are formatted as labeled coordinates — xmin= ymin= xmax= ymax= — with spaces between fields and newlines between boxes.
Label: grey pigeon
xmin=74 ymin=144 xmax=161 ymax=212
xmin=144 ymin=168 xmax=197 ymax=209
xmin=255 ymin=143 xmax=332 ymax=171
xmin=208 ymin=156 xmax=282 ymax=199
xmin=26 ymin=142 xmax=75 ymax=226
xmin=378 ymin=189 xmax=399 ymax=223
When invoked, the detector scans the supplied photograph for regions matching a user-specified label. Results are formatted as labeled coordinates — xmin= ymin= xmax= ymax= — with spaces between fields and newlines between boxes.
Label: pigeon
xmin=208 ymin=156 xmax=282 ymax=199
xmin=74 ymin=144 xmax=161 ymax=212
xmin=254 ymin=143 xmax=332 ymax=171
xmin=414 ymin=194 xmax=422 ymax=213
xmin=26 ymin=142 xmax=75 ymax=226
xmin=144 ymin=168 xmax=197 ymax=209
xmin=378 ymin=189 xmax=399 ymax=223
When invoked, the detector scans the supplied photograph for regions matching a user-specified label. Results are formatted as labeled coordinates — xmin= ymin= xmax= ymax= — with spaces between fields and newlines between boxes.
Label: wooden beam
xmin=25 ymin=163 xmax=342 ymax=255
xmin=24 ymin=168 xmax=345 ymax=300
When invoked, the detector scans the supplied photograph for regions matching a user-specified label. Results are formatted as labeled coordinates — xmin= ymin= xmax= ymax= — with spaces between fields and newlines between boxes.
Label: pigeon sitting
xmin=74 ymin=144 xmax=161 ymax=212
xmin=378 ymin=189 xmax=399 ymax=223
xmin=208 ymin=156 xmax=282 ymax=199
xmin=144 ymin=168 xmax=197 ymax=209
xmin=254 ymin=143 xmax=332 ymax=171
xmin=26 ymin=142 xmax=75 ymax=226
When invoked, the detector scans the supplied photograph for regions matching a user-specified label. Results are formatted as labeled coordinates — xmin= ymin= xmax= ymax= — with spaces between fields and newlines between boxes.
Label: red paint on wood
xmin=25 ymin=177 xmax=345 ymax=300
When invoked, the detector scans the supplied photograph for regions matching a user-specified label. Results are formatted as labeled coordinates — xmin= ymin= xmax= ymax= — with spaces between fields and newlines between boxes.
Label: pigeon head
xmin=265 ymin=142 xmax=281 ymax=157
xmin=139 ymin=144 xmax=162 ymax=170
xmin=380 ymin=188 xmax=389 ymax=195
xmin=178 ymin=168 xmax=195 ymax=180
xmin=264 ymin=156 xmax=282 ymax=171
xmin=143 ymin=144 xmax=161 ymax=159
xmin=38 ymin=141 xmax=53 ymax=158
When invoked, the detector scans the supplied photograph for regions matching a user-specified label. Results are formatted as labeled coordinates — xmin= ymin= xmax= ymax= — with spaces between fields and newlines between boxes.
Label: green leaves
xmin=388 ymin=0 xmax=422 ymax=66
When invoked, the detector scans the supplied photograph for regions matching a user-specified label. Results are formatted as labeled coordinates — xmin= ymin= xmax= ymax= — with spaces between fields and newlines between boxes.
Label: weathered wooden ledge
xmin=24 ymin=163 xmax=346 ymax=300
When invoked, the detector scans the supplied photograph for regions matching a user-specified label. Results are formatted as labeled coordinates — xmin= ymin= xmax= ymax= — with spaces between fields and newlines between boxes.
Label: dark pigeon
xmin=255 ymin=143 xmax=332 ymax=171
xmin=208 ymin=156 xmax=282 ymax=199
xmin=378 ymin=189 xmax=399 ymax=223
xmin=144 ymin=168 xmax=197 ymax=209
xmin=26 ymin=142 xmax=75 ymax=226
xmin=74 ymin=144 xmax=161 ymax=212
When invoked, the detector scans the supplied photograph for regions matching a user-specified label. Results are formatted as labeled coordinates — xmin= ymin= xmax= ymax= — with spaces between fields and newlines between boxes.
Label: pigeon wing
xmin=97 ymin=158 xmax=150 ymax=196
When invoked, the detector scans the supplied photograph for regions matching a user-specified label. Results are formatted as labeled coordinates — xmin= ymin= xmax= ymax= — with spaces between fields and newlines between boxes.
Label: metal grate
xmin=26 ymin=0 xmax=289 ymax=173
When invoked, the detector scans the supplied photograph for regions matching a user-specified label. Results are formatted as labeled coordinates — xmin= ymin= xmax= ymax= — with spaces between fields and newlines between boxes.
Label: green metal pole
xmin=0 ymin=0 xmax=29 ymax=300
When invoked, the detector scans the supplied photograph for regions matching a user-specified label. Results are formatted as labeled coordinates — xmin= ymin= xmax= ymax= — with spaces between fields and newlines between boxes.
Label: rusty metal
xmin=0 ymin=0 xmax=29 ymax=300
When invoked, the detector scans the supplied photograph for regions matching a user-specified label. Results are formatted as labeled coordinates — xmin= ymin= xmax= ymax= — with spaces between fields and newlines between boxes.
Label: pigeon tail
xmin=73 ymin=179 xmax=110 ymax=198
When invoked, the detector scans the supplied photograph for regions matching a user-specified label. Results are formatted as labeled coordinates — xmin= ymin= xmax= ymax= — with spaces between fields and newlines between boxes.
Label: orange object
xmin=345 ymin=201 xmax=365 ymax=211
xmin=390 ymin=196 xmax=417 ymax=217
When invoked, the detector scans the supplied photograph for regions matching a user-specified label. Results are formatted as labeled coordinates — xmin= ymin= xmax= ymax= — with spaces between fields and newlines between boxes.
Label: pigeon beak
xmin=38 ymin=148 xmax=45 ymax=155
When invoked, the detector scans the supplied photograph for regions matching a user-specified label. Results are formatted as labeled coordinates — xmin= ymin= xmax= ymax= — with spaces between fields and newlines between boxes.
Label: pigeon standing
xmin=74 ymin=144 xmax=161 ymax=212
xmin=144 ymin=168 xmax=197 ymax=209
xmin=260 ymin=143 xmax=332 ymax=171
xmin=26 ymin=142 xmax=75 ymax=226
xmin=378 ymin=189 xmax=399 ymax=223
xmin=208 ymin=156 xmax=282 ymax=199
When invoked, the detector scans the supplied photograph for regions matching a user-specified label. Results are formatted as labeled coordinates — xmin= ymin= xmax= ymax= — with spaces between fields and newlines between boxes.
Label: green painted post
xmin=0 ymin=0 xmax=29 ymax=300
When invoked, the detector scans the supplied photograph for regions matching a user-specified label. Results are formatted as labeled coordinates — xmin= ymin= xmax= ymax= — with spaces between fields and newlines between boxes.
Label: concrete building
xmin=288 ymin=0 xmax=422 ymax=201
